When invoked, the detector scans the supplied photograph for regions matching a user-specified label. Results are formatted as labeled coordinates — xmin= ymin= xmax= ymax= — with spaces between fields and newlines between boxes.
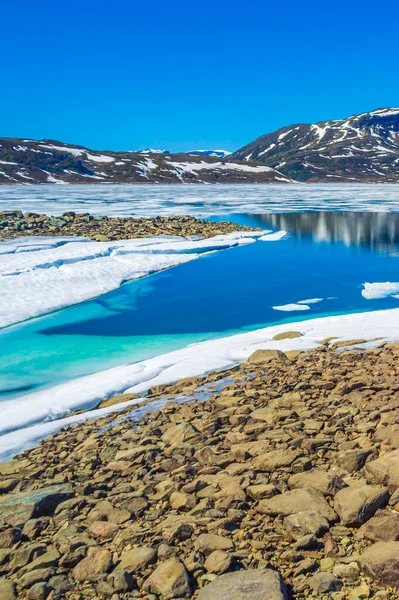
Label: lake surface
xmin=1 ymin=183 xmax=399 ymax=216
xmin=1 ymin=211 xmax=399 ymax=401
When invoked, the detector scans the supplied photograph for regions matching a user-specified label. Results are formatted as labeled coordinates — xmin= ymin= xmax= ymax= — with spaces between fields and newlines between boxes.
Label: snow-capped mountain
xmin=0 ymin=139 xmax=289 ymax=184
xmin=231 ymin=108 xmax=399 ymax=182
xmin=187 ymin=150 xmax=232 ymax=158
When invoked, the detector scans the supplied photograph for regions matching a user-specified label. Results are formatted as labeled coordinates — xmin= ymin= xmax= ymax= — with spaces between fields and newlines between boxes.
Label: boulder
xmin=169 ymin=492 xmax=196 ymax=511
xmin=72 ymin=547 xmax=112 ymax=581
xmin=197 ymin=568 xmax=288 ymax=600
xmin=195 ymin=534 xmax=234 ymax=555
xmin=365 ymin=449 xmax=399 ymax=490
xmin=358 ymin=510 xmax=399 ymax=542
xmin=307 ymin=572 xmax=342 ymax=593
xmin=361 ymin=541 xmax=399 ymax=586
xmin=273 ymin=331 xmax=303 ymax=340
xmin=252 ymin=449 xmax=303 ymax=472
xmin=143 ymin=557 xmax=191 ymax=599
xmin=117 ymin=546 xmax=157 ymax=572
xmin=0 ymin=484 xmax=74 ymax=527
xmin=257 ymin=488 xmax=337 ymax=521
xmin=288 ymin=469 xmax=346 ymax=496
xmin=333 ymin=485 xmax=389 ymax=527
xmin=284 ymin=510 xmax=329 ymax=539
xmin=246 ymin=349 xmax=287 ymax=364
xmin=335 ymin=449 xmax=371 ymax=473
xmin=204 ymin=550 xmax=232 ymax=574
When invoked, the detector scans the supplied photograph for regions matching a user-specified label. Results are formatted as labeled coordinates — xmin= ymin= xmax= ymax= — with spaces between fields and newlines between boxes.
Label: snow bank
xmin=1 ymin=307 xmax=399 ymax=456
xmin=0 ymin=232 xmax=261 ymax=328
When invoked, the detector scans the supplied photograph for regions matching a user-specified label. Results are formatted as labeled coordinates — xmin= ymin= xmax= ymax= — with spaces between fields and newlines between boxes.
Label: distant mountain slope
xmin=0 ymin=139 xmax=289 ymax=184
xmin=231 ymin=108 xmax=399 ymax=182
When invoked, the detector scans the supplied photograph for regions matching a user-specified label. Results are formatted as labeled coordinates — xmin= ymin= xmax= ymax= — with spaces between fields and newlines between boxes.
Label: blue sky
xmin=1 ymin=0 xmax=398 ymax=152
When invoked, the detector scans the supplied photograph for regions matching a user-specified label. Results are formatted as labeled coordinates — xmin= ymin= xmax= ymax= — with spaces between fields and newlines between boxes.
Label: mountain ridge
xmin=231 ymin=107 xmax=399 ymax=182
xmin=2 ymin=108 xmax=399 ymax=184
xmin=0 ymin=138 xmax=289 ymax=185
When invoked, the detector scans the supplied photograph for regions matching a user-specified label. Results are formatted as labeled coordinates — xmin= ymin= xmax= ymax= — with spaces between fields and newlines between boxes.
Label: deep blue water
xmin=1 ymin=212 xmax=398 ymax=400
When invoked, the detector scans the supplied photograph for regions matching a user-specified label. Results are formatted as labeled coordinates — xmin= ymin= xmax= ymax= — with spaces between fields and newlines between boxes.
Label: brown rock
xmin=361 ymin=541 xmax=399 ymax=586
xmin=358 ymin=510 xmax=399 ymax=541
xmin=143 ymin=557 xmax=191 ymax=599
xmin=288 ymin=469 xmax=346 ymax=496
xmin=246 ymin=349 xmax=287 ymax=364
xmin=0 ymin=578 xmax=16 ymax=600
xmin=117 ymin=546 xmax=157 ymax=572
xmin=365 ymin=449 xmax=399 ymax=490
xmin=273 ymin=331 xmax=303 ymax=340
xmin=169 ymin=492 xmax=196 ymax=511
xmin=72 ymin=547 xmax=112 ymax=581
xmin=335 ymin=449 xmax=371 ymax=473
xmin=252 ymin=448 xmax=303 ymax=472
xmin=257 ymin=488 xmax=337 ymax=521
xmin=204 ymin=550 xmax=233 ymax=574
xmin=333 ymin=485 xmax=389 ymax=527
xmin=195 ymin=534 xmax=234 ymax=555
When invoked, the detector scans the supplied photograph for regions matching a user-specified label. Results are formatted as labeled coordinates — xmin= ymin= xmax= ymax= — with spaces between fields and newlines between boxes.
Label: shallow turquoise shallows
xmin=1 ymin=211 xmax=399 ymax=401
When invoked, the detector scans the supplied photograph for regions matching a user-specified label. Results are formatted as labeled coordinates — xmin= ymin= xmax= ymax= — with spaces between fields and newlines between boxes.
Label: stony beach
xmin=0 ymin=211 xmax=259 ymax=241
xmin=1 ymin=338 xmax=399 ymax=599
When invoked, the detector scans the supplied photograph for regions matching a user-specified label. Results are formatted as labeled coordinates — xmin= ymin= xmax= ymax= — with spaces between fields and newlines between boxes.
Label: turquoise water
xmin=1 ymin=212 xmax=399 ymax=400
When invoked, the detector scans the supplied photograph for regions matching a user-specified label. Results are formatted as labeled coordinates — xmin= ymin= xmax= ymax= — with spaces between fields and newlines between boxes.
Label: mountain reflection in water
xmin=251 ymin=212 xmax=399 ymax=253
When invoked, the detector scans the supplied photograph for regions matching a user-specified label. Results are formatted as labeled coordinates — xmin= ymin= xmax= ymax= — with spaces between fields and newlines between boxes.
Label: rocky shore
xmin=0 ymin=211 xmax=259 ymax=241
xmin=1 ymin=338 xmax=399 ymax=599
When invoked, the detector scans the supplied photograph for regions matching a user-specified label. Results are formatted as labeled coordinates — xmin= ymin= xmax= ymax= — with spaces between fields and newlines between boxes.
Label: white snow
xmin=86 ymin=153 xmax=115 ymax=163
xmin=259 ymin=230 xmax=288 ymax=241
xmin=0 ymin=232 xmax=261 ymax=329
xmin=297 ymin=298 xmax=323 ymax=305
xmin=2 ymin=306 xmax=399 ymax=459
xmin=272 ymin=303 xmax=311 ymax=312
xmin=362 ymin=282 xmax=399 ymax=300
xmin=168 ymin=161 xmax=273 ymax=174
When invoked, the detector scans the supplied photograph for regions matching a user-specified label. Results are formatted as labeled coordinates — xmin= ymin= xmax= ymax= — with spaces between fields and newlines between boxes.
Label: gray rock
xmin=307 ymin=572 xmax=342 ymax=593
xmin=197 ymin=568 xmax=288 ymax=600
xmin=0 ymin=484 xmax=74 ymax=527
xmin=333 ymin=485 xmax=389 ymax=527
xmin=284 ymin=510 xmax=329 ymax=539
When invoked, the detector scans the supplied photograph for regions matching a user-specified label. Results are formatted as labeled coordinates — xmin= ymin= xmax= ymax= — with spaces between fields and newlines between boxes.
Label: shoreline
xmin=1 ymin=342 xmax=399 ymax=598
xmin=0 ymin=211 xmax=260 ymax=241
xmin=2 ymin=306 xmax=399 ymax=462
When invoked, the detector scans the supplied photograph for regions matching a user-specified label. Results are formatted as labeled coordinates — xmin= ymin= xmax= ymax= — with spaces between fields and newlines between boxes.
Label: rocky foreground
xmin=2 ymin=338 xmax=399 ymax=599
xmin=0 ymin=212 xmax=259 ymax=241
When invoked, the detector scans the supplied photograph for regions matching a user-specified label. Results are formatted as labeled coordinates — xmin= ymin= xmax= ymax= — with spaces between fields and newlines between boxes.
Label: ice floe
xmin=362 ymin=282 xmax=399 ymax=300
xmin=0 ymin=232 xmax=262 ymax=328
xmin=272 ymin=303 xmax=311 ymax=311
xmin=1 ymin=306 xmax=399 ymax=460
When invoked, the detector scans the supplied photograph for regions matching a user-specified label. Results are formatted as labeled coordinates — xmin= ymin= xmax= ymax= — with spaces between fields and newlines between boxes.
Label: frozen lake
xmin=1 ymin=183 xmax=399 ymax=216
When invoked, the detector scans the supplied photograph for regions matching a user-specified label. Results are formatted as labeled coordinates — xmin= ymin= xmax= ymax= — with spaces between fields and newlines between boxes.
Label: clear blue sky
xmin=1 ymin=0 xmax=398 ymax=152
